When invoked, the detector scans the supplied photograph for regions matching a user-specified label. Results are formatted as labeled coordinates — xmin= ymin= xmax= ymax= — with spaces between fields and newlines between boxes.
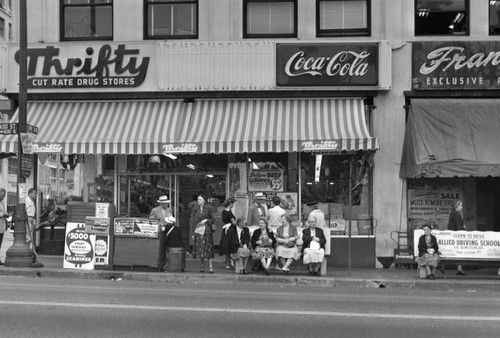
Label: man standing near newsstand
xmin=26 ymin=188 xmax=43 ymax=268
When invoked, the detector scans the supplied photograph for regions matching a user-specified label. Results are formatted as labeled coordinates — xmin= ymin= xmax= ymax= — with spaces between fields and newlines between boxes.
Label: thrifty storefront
xmin=1 ymin=41 xmax=389 ymax=268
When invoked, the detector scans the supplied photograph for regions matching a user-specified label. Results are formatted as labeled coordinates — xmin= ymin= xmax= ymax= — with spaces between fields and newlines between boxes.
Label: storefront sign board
xmin=248 ymin=169 xmax=284 ymax=192
xmin=276 ymin=43 xmax=379 ymax=87
xmin=64 ymin=222 xmax=95 ymax=270
xmin=412 ymin=41 xmax=500 ymax=90
xmin=7 ymin=42 xmax=156 ymax=92
xmin=114 ymin=218 xmax=160 ymax=238
xmin=408 ymin=189 xmax=462 ymax=229
xmin=414 ymin=229 xmax=500 ymax=260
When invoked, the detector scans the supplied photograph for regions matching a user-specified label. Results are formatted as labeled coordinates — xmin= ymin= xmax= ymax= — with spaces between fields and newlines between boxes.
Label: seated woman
xmin=416 ymin=224 xmax=440 ymax=280
xmin=275 ymin=214 xmax=300 ymax=273
xmin=302 ymin=216 xmax=326 ymax=276
xmin=228 ymin=217 xmax=251 ymax=274
xmin=251 ymin=217 xmax=276 ymax=275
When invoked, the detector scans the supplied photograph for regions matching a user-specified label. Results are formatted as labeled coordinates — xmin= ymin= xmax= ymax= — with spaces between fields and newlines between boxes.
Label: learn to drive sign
xmin=412 ymin=41 xmax=500 ymax=90
xmin=276 ymin=43 xmax=379 ymax=87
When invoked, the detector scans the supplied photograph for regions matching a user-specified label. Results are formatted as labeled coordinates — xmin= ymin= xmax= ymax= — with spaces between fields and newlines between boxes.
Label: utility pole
xmin=5 ymin=0 xmax=33 ymax=267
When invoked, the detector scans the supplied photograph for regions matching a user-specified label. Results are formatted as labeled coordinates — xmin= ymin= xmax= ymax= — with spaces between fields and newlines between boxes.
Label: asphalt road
xmin=0 ymin=276 xmax=499 ymax=338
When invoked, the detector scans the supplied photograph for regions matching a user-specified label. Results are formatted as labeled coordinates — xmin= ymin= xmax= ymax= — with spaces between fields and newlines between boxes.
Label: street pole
xmin=5 ymin=0 xmax=33 ymax=267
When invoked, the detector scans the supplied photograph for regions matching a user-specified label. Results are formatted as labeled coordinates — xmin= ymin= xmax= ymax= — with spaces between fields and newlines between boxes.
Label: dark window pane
xmin=415 ymin=0 xmax=467 ymax=36
xmin=64 ymin=5 xmax=112 ymax=39
xmin=490 ymin=0 xmax=500 ymax=35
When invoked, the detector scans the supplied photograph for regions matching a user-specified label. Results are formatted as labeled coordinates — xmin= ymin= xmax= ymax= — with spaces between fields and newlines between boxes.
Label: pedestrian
xmin=302 ymin=216 xmax=326 ymax=276
xmin=149 ymin=195 xmax=173 ymax=225
xmin=416 ymin=224 xmax=440 ymax=280
xmin=247 ymin=192 xmax=268 ymax=227
xmin=275 ymin=214 xmax=300 ymax=273
xmin=228 ymin=217 xmax=251 ymax=274
xmin=191 ymin=194 xmax=216 ymax=273
xmin=268 ymin=195 xmax=286 ymax=227
xmin=250 ymin=217 xmax=276 ymax=275
xmin=0 ymin=188 xmax=10 ymax=265
xmin=219 ymin=197 xmax=237 ymax=269
xmin=448 ymin=200 xmax=466 ymax=275
xmin=26 ymin=188 xmax=43 ymax=268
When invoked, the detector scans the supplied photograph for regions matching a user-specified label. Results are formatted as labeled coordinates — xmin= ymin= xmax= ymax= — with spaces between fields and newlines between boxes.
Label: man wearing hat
xmin=247 ymin=192 xmax=269 ymax=227
xmin=150 ymin=195 xmax=173 ymax=226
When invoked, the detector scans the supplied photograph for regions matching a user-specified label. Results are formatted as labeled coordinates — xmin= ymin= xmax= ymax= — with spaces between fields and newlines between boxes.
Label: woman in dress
xmin=228 ymin=217 xmax=251 ymax=274
xmin=0 ymin=188 xmax=9 ymax=265
xmin=302 ymin=216 xmax=326 ymax=276
xmin=416 ymin=224 xmax=440 ymax=280
xmin=191 ymin=194 xmax=216 ymax=273
xmin=250 ymin=217 xmax=276 ymax=275
xmin=219 ymin=197 xmax=237 ymax=269
xmin=275 ymin=214 xmax=300 ymax=273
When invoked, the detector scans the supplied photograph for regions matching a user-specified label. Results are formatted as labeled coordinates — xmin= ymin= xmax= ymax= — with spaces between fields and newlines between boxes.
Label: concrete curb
xmin=1 ymin=267 xmax=500 ymax=291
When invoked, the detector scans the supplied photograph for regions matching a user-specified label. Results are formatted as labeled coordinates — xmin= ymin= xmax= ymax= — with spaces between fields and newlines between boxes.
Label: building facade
xmin=1 ymin=0 xmax=499 ymax=268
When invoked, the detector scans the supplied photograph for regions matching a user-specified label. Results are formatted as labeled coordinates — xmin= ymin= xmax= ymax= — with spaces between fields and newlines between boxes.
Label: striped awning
xmin=0 ymin=99 xmax=379 ymax=154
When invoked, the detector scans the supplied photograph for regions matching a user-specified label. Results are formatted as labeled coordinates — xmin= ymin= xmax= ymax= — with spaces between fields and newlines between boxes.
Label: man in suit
xmin=247 ymin=192 xmax=268 ymax=227
xmin=150 ymin=195 xmax=172 ymax=226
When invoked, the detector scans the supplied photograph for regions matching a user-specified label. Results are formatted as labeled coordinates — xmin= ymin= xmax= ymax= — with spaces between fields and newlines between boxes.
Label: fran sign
xmin=412 ymin=41 xmax=500 ymax=90
xmin=276 ymin=43 xmax=379 ymax=87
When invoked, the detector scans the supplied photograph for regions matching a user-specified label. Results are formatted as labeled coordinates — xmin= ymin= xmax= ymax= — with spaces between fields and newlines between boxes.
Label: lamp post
xmin=5 ymin=0 xmax=33 ymax=267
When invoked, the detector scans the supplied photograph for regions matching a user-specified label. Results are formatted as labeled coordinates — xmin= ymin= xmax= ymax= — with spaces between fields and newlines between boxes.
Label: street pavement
xmin=1 ymin=231 xmax=500 ymax=291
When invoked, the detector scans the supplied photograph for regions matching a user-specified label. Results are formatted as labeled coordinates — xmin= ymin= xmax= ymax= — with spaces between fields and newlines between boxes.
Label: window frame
xmin=489 ymin=0 xmax=500 ymax=35
xmin=316 ymin=0 xmax=371 ymax=37
xmin=143 ymin=0 xmax=199 ymax=40
xmin=243 ymin=0 xmax=298 ymax=39
xmin=414 ymin=0 xmax=469 ymax=36
xmin=60 ymin=0 xmax=114 ymax=42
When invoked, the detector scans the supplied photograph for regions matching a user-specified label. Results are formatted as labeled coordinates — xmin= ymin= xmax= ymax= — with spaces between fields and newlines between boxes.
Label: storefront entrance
xmin=117 ymin=172 xmax=226 ymax=249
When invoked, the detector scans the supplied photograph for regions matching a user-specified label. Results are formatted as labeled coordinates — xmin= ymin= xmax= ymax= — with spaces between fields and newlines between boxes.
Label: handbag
xmin=286 ymin=241 xmax=295 ymax=248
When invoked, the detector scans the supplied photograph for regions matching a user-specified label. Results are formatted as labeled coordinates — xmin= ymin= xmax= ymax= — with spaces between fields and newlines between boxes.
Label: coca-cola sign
xmin=412 ymin=41 xmax=500 ymax=90
xmin=276 ymin=43 xmax=378 ymax=87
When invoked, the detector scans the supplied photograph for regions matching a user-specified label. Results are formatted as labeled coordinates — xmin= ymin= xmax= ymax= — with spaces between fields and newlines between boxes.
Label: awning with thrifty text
xmin=0 ymin=99 xmax=379 ymax=155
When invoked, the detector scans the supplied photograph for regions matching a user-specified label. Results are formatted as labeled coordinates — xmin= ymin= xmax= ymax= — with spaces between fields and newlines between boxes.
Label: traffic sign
xmin=0 ymin=123 xmax=38 ymax=135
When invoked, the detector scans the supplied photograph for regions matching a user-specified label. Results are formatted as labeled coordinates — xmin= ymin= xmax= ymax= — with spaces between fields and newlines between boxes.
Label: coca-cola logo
xmin=277 ymin=43 xmax=378 ymax=87
xmin=285 ymin=51 xmax=370 ymax=78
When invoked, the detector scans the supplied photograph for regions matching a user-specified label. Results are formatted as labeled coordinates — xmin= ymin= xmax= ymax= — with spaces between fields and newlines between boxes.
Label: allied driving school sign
xmin=276 ymin=43 xmax=379 ymax=87
xmin=412 ymin=41 xmax=500 ymax=90
xmin=8 ymin=42 xmax=156 ymax=92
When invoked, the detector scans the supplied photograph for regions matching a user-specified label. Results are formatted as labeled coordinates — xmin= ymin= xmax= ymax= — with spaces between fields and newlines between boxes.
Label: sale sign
xmin=63 ymin=222 xmax=95 ymax=270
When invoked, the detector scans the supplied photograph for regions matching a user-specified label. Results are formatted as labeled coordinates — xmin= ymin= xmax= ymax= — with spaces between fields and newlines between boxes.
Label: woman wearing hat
xmin=191 ymin=193 xmax=216 ymax=273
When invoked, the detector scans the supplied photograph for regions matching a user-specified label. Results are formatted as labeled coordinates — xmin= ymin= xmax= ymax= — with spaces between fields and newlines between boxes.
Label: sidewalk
xmin=1 ymin=232 xmax=499 ymax=291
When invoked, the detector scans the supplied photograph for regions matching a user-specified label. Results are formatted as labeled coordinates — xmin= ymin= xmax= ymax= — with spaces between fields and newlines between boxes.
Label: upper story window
xmin=317 ymin=0 xmax=370 ymax=37
xmin=61 ymin=0 xmax=113 ymax=41
xmin=415 ymin=0 xmax=468 ymax=36
xmin=145 ymin=0 xmax=198 ymax=40
xmin=490 ymin=0 xmax=500 ymax=35
xmin=244 ymin=0 xmax=297 ymax=38
xmin=0 ymin=18 xmax=5 ymax=39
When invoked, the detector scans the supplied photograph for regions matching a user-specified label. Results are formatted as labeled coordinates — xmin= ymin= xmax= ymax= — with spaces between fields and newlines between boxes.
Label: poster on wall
xmin=408 ymin=189 xmax=462 ymax=230
xmin=414 ymin=229 xmax=500 ymax=260
xmin=228 ymin=163 xmax=247 ymax=196
xmin=248 ymin=169 xmax=284 ymax=192
xmin=63 ymin=222 xmax=95 ymax=270
xmin=94 ymin=235 xmax=109 ymax=266
xmin=276 ymin=192 xmax=298 ymax=215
